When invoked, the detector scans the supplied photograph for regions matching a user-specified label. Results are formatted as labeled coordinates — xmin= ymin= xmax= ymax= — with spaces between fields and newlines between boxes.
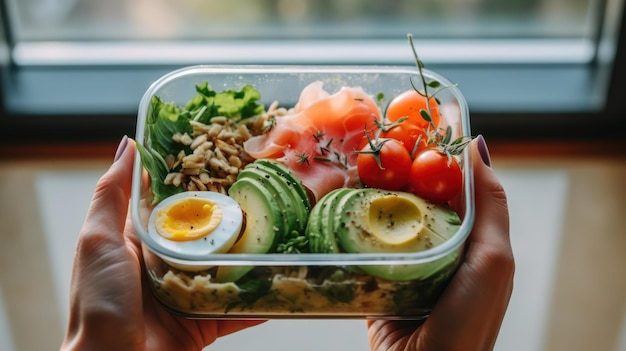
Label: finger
xmin=469 ymin=135 xmax=511 ymax=248
xmin=80 ymin=136 xmax=136 ymax=247
xmin=64 ymin=137 xmax=142 ymax=346
xmin=460 ymin=135 xmax=514 ymax=346
xmin=417 ymin=135 xmax=514 ymax=350
xmin=461 ymin=135 xmax=513 ymax=291
xmin=71 ymin=136 xmax=138 ymax=292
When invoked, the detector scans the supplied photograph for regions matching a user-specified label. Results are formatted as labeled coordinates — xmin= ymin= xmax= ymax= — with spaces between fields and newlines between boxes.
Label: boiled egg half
xmin=148 ymin=191 xmax=243 ymax=260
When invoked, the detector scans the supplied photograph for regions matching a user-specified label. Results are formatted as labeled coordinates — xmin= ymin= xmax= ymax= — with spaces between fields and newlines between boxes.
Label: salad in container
xmin=131 ymin=49 xmax=475 ymax=319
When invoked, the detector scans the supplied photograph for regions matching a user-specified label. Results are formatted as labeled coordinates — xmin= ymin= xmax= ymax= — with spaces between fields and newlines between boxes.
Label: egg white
xmin=148 ymin=191 xmax=243 ymax=258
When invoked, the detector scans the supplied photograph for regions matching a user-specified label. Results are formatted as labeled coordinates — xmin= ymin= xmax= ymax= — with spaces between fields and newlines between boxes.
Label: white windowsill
xmin=12 ymin=38 xmax=596 ymax=66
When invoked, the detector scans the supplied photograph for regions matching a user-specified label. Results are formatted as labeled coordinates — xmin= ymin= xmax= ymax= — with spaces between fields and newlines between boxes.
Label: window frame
xmin=0 ymin=0 xmax=624 ymax=144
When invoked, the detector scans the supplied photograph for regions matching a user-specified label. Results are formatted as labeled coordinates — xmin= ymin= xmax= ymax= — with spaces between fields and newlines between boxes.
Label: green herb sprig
xmin=406 ymin=33 xmax=473 ymax=161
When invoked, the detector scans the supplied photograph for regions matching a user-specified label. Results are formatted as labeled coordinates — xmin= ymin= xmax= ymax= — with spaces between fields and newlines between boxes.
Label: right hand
xmin=367 ymin=135 xmax=515 ymax=351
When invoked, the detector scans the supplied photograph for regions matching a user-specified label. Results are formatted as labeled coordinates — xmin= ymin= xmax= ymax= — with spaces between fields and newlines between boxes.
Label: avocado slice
xmin=244 ymin=161 xmax=310 ymax=234
xmin=311 ymin=188 xmax=461 ymax=281
xmin=217 ymin=177 xmax=284 ymax=283
xmin=255 ymin=159 xmax=312 ymax=213
xmin=237 ymin=166 xmax=299 ymax=237
xmin=335 ymin=189 xmax=459 ymax=253
xmin=217 ymin=160 xmax=313 ymax=282
xmin=304 ymin=192 xmax=324 ymax=252
xmin=306 ymin=188 xmax=352 ymax=253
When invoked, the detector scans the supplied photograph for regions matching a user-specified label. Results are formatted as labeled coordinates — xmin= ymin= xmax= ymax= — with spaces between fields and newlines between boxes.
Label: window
xmin=5 ymin=0 xmax=606 ymax=41
xmin=1 ymin=0 xmax=624 ymax=141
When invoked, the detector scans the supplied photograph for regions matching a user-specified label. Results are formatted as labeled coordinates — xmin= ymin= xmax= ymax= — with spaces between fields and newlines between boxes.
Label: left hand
xmin=60 ymin=136 xmax=263 ymax=351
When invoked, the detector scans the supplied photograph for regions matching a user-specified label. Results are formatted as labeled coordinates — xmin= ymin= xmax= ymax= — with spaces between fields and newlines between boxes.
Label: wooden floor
xmin=0 ymin=142 xmax=625 ymax=351
xmin=496 ymin=155 xmax=626 ymax=351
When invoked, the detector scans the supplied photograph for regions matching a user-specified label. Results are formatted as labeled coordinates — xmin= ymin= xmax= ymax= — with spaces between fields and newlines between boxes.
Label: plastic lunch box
xmin=131 ymin=65 xmax=475 ymax=319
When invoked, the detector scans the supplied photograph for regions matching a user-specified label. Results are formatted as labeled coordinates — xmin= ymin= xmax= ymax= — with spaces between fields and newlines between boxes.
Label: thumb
xmin=80 ymin=136 xmax=136 ymax=248
xmin=418 ymin=135 xmax=514 ymax=350
xmin=64 ymin=136 xmax=144 ymax=349
xmin=470 ymin=134 xmax=510 ymax=247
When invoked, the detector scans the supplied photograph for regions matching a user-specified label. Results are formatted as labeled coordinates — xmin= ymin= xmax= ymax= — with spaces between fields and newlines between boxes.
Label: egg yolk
xmin=155 ymin=197 xmax=223 ymax=241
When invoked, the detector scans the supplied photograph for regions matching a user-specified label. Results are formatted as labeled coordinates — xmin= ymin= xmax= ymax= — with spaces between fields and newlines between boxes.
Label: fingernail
xmin=477 ymin=134 xmax=491 ymax=167
xmin=114 ymin=135 xmax=129 ymax=162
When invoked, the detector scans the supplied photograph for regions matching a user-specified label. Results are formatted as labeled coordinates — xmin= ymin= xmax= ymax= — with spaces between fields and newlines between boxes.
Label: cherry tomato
xmin=409 ymin=148 xmax=462 ymax=203
xmin=358 ymin=121 xmax=428 ymax=155
xmin=383 ymin=122 xmax=429 ymax=155
xmin=357 ymin=138 xmax=412 ymax=190
xmin=386 ymin=89 xmax=441 ymax=131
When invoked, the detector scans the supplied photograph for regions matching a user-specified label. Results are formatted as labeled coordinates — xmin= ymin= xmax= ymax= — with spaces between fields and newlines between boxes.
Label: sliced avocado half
xmin=309 ymin=188 xmax=461 ymax=281
xmin=237 ymin=167 xmax=298 ymax=236
xmin=217 ymin=159 xmax=311 ymax=283
xmin=244 ymin=161 xmax=309 ymax=234
xmin=216 ymin=177 xmax=283 ymax=282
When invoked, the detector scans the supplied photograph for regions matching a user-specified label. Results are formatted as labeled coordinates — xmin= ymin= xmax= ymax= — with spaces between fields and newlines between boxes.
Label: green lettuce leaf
xmin=145 ymin=95 xmax=193 ymax=158
xmin=138 ymin=82 xmax=265 ymax=204
xmin=185 ymin=82 xmax=265 ymax=124
xmin=136 ymin=143 xmax=183 ymax=204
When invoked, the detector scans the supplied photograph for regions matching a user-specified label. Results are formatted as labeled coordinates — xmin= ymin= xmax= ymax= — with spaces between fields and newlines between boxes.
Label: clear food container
xmin=131 ymin=65 xmax=475 ymax=319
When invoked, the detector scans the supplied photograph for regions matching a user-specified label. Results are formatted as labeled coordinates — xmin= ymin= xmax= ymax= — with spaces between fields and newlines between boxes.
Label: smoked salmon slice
xmin=244 ymin=81 xmax=381 ymax=202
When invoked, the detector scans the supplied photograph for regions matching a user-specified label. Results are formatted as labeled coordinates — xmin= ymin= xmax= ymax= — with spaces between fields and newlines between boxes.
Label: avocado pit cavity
xmin=367 ymin=195 xmax=421 ymax=245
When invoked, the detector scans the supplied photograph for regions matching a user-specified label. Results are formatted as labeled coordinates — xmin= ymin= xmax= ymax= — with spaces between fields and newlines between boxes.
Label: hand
xmin=367 ymin=135 xmax=515 ymax=351
xmin=60 ymin=136 xmax=263 ymax=351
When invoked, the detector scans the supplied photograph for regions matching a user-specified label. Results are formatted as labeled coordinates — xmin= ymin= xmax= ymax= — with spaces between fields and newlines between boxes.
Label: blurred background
xmin=0 ymin=0 xmax=625 ymax=350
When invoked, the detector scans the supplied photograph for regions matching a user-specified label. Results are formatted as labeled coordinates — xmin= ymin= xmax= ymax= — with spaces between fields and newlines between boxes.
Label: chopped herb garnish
xmin=296 ymin=152 xmax=310 ymax=166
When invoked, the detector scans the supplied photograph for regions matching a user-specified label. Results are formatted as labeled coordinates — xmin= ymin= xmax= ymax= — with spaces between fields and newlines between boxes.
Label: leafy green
xmin=224 ymin=278 xmax=272 ymax=312
xmin=276 ymin=232 xmax=309 ymax=254
xmin=391 ymin=270 xmax=452 ymax=313
xmin=146 ymin=95 xmax=193 ymax=158
xmin=317 ymin=281 xmax=356 ymax=304
xmin=185 ymin=82 xmax=265 ymax=124
xmin=136 ymin=143 xmax=183 ymax=204
xmin=138 ymin=82 xmax=265 ymax=204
